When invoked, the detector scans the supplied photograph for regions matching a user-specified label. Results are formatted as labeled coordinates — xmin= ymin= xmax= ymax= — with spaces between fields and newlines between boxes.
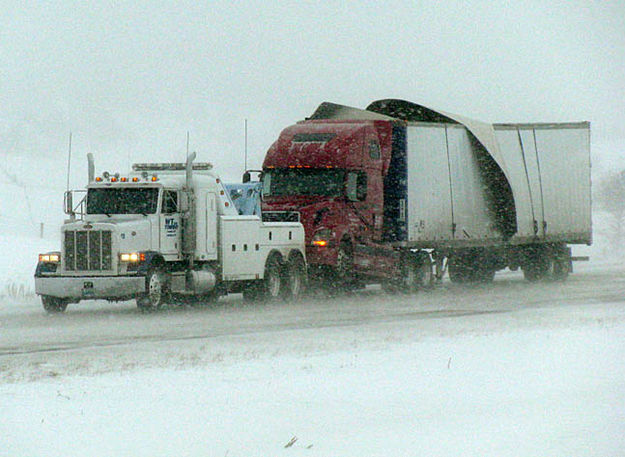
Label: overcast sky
xmin=1 ymin=0 xmax=624 ymax=185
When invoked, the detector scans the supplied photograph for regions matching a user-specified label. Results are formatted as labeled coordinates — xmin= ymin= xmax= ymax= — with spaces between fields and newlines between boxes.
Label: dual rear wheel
xmin=243 ymin=253 xmax=307 ymax=303
xmin=383 ymin=252 xmax=434 ymax=294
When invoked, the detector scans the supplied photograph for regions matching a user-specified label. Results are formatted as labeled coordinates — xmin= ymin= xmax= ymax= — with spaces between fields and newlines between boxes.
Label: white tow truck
xmin=35 ymin=153 xmax=306 ymax=312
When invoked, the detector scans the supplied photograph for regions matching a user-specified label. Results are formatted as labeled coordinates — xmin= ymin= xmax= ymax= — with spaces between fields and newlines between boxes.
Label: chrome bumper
xmin=35 ymin=275 xmax=146 ymax=300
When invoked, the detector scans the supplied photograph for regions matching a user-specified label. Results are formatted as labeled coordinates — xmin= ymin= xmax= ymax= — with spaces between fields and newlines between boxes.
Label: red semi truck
xmin=260 ymin=99 xmax=591 ymax=291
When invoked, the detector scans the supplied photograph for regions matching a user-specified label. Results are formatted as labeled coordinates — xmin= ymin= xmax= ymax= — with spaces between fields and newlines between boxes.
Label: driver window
xmin=162 ymin=190 xmax=178 ymax=214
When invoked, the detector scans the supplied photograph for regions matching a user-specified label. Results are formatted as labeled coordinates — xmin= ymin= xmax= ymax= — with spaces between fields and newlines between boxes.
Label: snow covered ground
xmin=2 ymin=258 xmax=625 ymax=456
xmin=2 ymin=321 xmax=624 ymax=457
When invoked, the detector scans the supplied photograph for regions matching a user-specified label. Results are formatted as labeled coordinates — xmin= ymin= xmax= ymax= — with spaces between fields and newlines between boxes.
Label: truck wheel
xmin=283 ymin=255 xmax=306 ymax=301
xmin=551 ymin=257 xmax=569 ymax=281
xmin=522 ymin=248 xmax=549 ymax=282
xmin=245 ymin=255 xmax=283 ymax=303
xmin=335 ymin=241 xmax=354 ymax=287
xmin=137 ymin=268 xmax=168 ymax=311
xmin=42 ymin=295 xmax=68 ymax=313
xmin=474 ymin=267 xmax=496 ymax=283
xmin=263 ymin=255 xmax=283 ymax=300
xmin=415 ymin=253 xmax=434 ymax=289
xmin=384 ymin=253 xmax=433 ymax=294
xmin=448 ymin=256 xmax=470 ymax=283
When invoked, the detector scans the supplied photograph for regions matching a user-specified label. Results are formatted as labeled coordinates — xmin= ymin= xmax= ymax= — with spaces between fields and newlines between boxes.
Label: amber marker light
xmin=312 ymin=240 xmax=327 ymax=247
xmin=39 ymin=253 xmax=60 ymax=262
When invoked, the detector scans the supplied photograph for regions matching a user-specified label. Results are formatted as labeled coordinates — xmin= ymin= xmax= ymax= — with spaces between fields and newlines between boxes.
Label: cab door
xmin=159 ymin=189 xmax=181 ymax=259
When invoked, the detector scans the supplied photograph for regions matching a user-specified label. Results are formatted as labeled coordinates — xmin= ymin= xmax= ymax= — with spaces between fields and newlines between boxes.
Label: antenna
xmin=244 ymin=119 xmax=248 ymax=172
xmin=66 ymin=132 xmax=72 ymax=192
xmin=186 ymin=131 xmax=190 ymax=160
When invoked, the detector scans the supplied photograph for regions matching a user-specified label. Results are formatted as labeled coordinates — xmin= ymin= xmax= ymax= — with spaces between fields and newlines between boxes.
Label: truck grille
xmin=64 ymin=230 xmax=112 ymax=271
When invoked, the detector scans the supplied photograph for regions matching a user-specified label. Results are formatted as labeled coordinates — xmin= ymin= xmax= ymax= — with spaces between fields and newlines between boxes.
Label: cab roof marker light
xmin=132 ymin=177 xmax=139 ymax=182
xmin=132 ymin=162 xmax=213 ymax=172
xmin=95 ymin=177 xmax=103 ymax=182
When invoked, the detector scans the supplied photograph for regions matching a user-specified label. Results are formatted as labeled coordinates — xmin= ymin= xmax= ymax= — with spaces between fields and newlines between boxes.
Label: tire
xmin=42 ymin=295 xmax=68 ymax=313
xmin=474 ymin=267 xmax=496 ymax=283
xmin=336 ymin=242 xmax=354 ymax=282
xmin=448 ymin=256 xmax=471 ymax=284
xmin=244 ymin=255 xmax=283 ymax=303
xmin=283 ymin=255 xmax=307 ymax=301
xmin=551 ymin=257 xmax=569 ymax=281
xmin=137 ymin=267 xmax=168 ymax=311
xmin=415 ymin=254 xmax=434 ymax=289
xmin=384 ymin=253 xmax=433 ymax=294
xmin=522 ymin=248 xmax=549 ymax=282
xmin=263 ymin=255 xmax=283 ymax=301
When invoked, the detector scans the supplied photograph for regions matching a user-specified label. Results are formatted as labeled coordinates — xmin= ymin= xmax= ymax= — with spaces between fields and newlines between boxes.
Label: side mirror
xmin=242 ymin=171 xmax=251 ymax=183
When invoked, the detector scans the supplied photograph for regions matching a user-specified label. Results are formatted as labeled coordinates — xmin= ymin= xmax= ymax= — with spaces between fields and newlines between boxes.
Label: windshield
xmin=263 ymin=168 xmax=345 ymax=197
xmin=86 ymin=187 xmax=160 ymax=214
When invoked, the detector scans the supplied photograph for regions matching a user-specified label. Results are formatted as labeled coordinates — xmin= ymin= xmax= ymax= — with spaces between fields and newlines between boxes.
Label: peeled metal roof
xmin=310 ymin=99 xmax=514 ymax=190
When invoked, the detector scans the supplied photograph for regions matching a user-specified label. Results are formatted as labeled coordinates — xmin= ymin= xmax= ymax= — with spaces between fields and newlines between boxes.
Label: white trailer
xmin=403 ymin=121 xmax=591 ymax=247
xmin=35 ymin=153 xmax=306 ymax=313
xmin=390 ymin=104 xmax=591 ymax=283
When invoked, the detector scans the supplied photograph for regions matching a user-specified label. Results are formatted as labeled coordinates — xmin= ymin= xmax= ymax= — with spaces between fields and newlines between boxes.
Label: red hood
xmin=263 ymin=197 xmax=344 ymax=242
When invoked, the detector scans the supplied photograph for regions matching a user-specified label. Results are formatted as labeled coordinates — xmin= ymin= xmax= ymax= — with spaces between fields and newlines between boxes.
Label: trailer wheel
xmin=137 ymin=267 xmax=168 ymax=311
xmin=448 ymin=256 xmax=471 ymax=283
xmin=551 ymin=257 xmax=569 ymax=281
xmin=283 ymin=254 xmax=306 ymax=301
xmin=42 ymin=295 xmax=68 ymax=313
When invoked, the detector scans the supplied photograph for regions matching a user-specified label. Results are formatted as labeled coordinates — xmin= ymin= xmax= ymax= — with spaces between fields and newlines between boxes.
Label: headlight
xmin=311 ymin=228 xmax=333 ymax=247
xmin=119 ymin=252 xmax=145 ymax=262
xmin=38 ymin=253 xmax=60 ymax=263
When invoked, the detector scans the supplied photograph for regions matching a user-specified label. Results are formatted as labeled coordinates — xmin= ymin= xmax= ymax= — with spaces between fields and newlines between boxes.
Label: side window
xmin=369 ymin=141 xmax=380 ymax=160
xmin=357 ymin=172 xmax=367 ymax=201
xmin=346 ymin=172 xmax=367 ymax=202
xmin=162 ymin=190 xmax=178 ymax=214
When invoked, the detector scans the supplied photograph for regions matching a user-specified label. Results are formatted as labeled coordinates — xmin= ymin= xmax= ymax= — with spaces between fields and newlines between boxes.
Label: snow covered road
xmin=2 ymin=264 xmax=625 ymax=456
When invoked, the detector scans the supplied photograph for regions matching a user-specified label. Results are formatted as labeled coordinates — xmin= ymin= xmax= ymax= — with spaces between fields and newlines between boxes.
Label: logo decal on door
xmin=165 ymin=218 xmax=179 ymax=237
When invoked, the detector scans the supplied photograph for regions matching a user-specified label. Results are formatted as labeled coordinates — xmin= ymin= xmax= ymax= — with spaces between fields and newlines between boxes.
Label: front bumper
xmin=35 ymin=275 xmax=146 ymax=301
